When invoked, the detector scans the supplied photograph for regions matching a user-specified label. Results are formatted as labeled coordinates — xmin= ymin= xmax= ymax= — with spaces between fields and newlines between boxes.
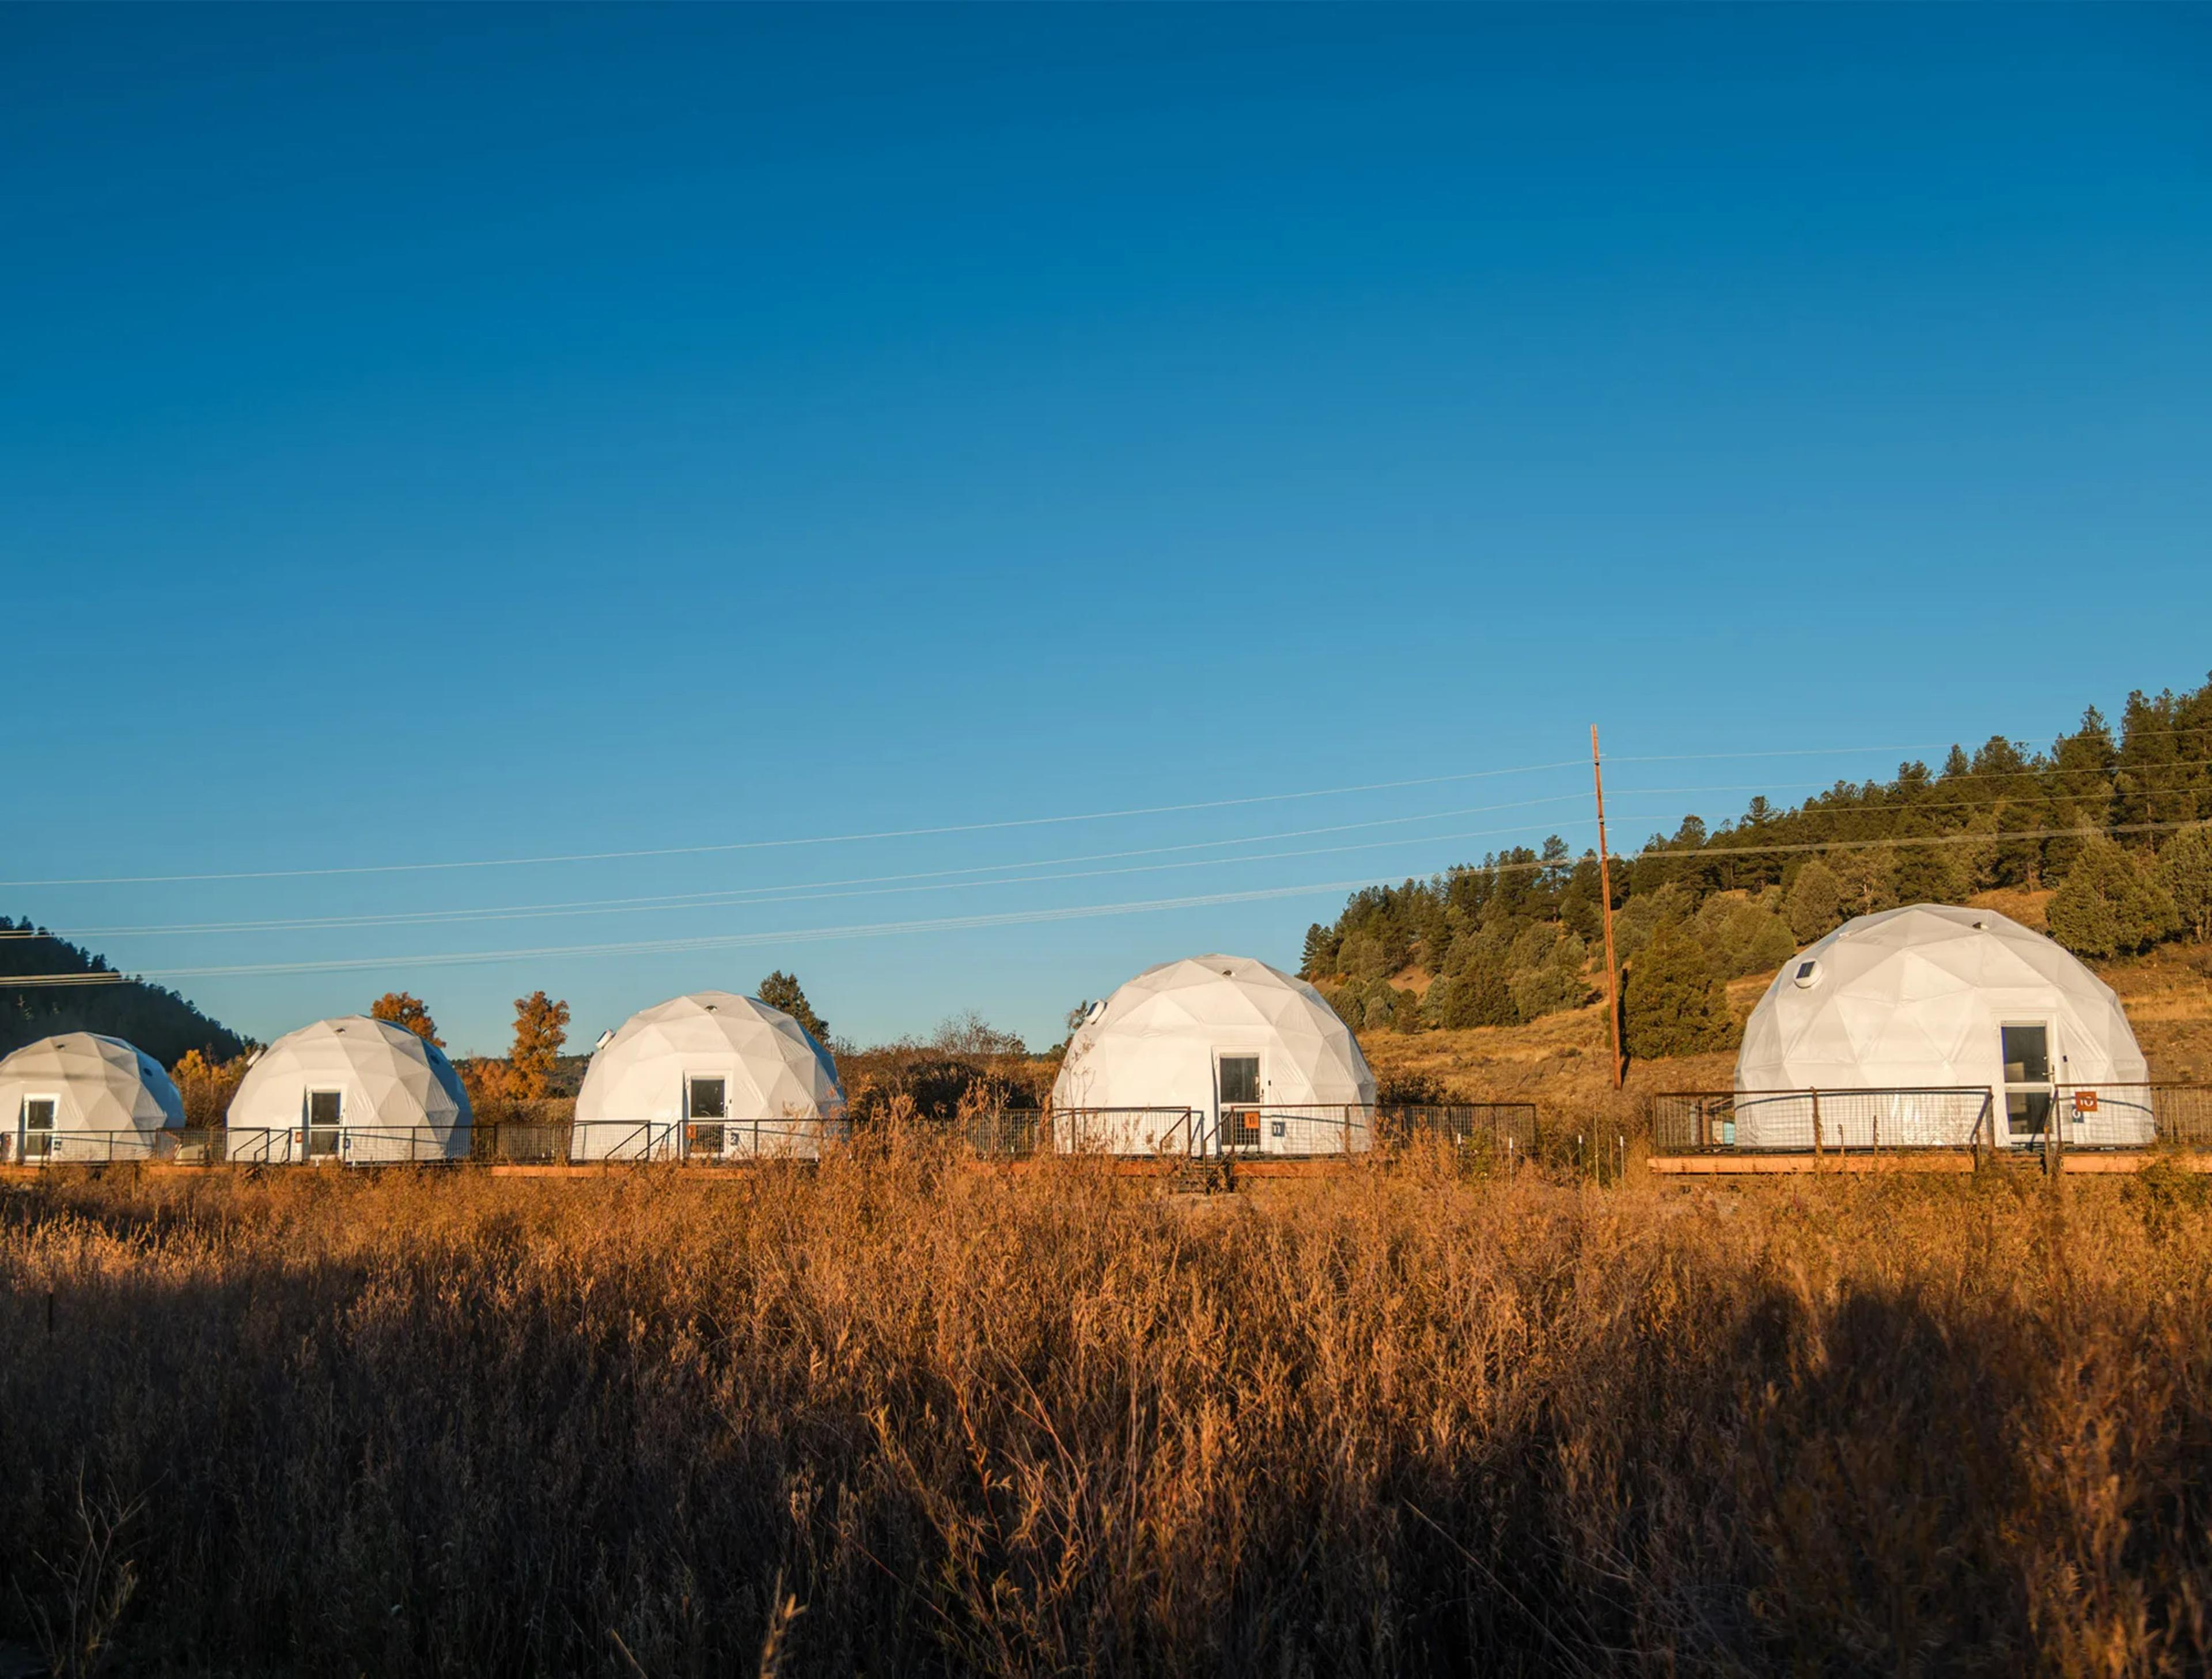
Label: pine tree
xmin=1300 ymin=922 xmax=1337 ymax=979
xmin=2046 ymin=838 xmax=2180 ymax=958
xmin=1435 ymin=945 xmax=1517 ymax=1028
xmin=2156 ymin=823 xmax=2212 ymax=941
xmin=2046 ymin=877 xmax=2125 ymax=959
xmin=1623 ymin=926 xmax=1734 ymax=1058
xmin=1783 ymin=859 xmax=1846 ymax=943
xmin=1393 ymin=985 xmax=1425 ymax=1034
xmin=757 ymin=971 xmax=831 ymax=1045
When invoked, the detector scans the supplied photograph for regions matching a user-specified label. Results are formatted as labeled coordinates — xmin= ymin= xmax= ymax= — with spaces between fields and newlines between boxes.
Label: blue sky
xmin=3 ymin=5 xmax=2207 ymax=1056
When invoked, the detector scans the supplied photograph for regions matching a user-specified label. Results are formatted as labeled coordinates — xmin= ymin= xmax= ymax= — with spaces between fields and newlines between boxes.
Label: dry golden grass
xmin=5 ymin=1144 xmax=2212 ymax=1675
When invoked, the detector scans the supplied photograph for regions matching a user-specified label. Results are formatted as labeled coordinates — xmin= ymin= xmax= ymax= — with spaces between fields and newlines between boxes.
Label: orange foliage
xmin=369 ymin=990 xmax=443 ymax=1046
xmin=506 ymin=990 xmax=570 ymax=1100
xmin=170 ymin=1048 xmax=254 ymax=1127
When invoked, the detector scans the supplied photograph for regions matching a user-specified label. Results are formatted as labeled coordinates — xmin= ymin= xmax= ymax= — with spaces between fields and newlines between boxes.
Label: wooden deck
xmin=1649 ymin=1150 xmax=2212 ymax=1175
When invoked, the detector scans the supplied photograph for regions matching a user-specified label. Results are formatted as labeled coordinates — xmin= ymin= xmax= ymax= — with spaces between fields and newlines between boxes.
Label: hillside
xmin=1356 ymin=890 xmax=2212 ymax=1125
xmin=0 ymin=918 xmax=247 ymax=1064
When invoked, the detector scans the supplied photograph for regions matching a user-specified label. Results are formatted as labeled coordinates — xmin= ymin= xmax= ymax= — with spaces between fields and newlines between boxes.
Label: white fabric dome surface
xmin=1051 ymin=954 xmax=1376 ymax=1156
xmin=226 ymin=1017 xmax=472 ymax=1163
xmin=1 ymin=1034 xmax=185 ymax=1161
xmin=1736 ymin=904 xmax=2150 ymax=1148
xmin=573 ymin=991 xmax=847 ymax=1160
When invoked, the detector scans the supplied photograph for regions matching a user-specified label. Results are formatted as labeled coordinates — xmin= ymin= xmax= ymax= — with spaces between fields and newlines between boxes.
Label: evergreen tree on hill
xmin=2156 ymin=824 xmax=2212 ymax=942
xmin=0 ymin=919 xmax=244 ymax=1063
xmin=1783 ymin=860 xmax=1846 ymax=944
xmin=1624 ymin=927 xmax=1735 ymax=1060
xmin=2047 ymin=839 xmax=2180 ymax=958
xmin=757 ymin=971 xmax=831 ymax=1046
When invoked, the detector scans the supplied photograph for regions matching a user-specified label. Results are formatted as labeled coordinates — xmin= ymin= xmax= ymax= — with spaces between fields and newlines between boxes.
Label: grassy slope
xmin=1357 ymin=888 xmax=2212 ymax=1124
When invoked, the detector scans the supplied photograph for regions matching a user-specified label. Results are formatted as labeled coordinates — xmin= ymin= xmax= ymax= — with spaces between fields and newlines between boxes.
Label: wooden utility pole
xmin=1592 ymin=725 xmax=1624 ymax=1090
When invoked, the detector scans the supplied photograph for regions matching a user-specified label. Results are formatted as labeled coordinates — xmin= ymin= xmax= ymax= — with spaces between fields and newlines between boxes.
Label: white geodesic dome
xmin=572 ymin=991 xmax=847 ymax=1160
xmin=0 ymin=1034 xmax=185 ymax=1162
xmin=1736 ymin=904 xmax=2150 ymax=1148
xmin=225 ymin=1016 xmax=472 ymax=1163
xmin=1051 ymin=954 xmax=1376 ymax=1156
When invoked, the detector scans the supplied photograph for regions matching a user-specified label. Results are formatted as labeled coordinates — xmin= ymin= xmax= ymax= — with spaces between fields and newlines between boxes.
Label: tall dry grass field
xmin=3 ymin=1143 xmax=2211 ymax=1675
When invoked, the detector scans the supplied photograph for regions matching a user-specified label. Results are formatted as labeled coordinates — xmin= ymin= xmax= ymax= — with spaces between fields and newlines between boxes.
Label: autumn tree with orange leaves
xmin=506 ymin=990 xmax=571 ymax=1100
xmin=370 ymin=991 xmax=442 ymax=1046
xmin=171 ymin=1048 xmax=255 ymax=1127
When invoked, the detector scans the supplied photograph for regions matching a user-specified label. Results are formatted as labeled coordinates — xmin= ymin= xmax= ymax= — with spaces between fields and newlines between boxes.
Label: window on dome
xmin=1217 ymin=1057 xmax=1260 ymax=1106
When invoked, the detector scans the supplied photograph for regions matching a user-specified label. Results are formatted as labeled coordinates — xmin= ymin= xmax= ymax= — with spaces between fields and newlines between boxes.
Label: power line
xmin=0 ymin=738 xmax=2020 ymax=891
xmin=10 ymin=769 xmax=2051 ymax=943
xmin=0 ymin=758 xmax=1590 ymax=888
xmin=38 ymin=816 xmax=2200 ymax=988
xmin=15 ymin=772 xmax=2202 ymax=946
xmin=12 ymin=795 xmax=1598 ymax=939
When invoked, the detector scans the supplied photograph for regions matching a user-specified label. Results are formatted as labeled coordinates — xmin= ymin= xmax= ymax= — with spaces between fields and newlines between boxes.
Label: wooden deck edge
xmin=1649 ymin=1151 xmax=2212 ymax=1175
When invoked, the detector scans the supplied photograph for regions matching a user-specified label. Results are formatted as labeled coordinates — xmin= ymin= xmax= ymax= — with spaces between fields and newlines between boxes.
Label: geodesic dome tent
xmin=1735 ymin=904 xmax=2150 ymax=1149
xmin=225 ymin=1016 xmax=472 ymax=1163
xmin=1052 ymin=954 xmax=1376 ymax=1156
xmin=0 ymin=1034 xmax=185 ymax=1163
xmin=573 ymin=991 xmax=847 ymax=1160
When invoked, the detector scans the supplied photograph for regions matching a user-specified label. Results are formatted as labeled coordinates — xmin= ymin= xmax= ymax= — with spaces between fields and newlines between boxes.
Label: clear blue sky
xmin=4 ymin=5 xmax=2207 ymax=1056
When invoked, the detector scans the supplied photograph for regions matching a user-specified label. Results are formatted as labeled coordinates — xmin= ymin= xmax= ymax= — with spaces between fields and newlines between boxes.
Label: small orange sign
xmin=2073 ymin=1090 xmax=2099 ymax=1115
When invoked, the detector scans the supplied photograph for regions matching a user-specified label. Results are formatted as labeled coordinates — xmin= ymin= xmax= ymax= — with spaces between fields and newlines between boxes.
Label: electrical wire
xmin=3 ymin=737 xmax=2047 ymax=890
xmin=19 ymin=816 xmax=2201 ymax=988
xmin=0 ymin=759 xmax=1589 ymax=888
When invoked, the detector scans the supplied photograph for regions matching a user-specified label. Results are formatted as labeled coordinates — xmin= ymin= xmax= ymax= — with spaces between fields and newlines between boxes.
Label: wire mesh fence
xmin=0 ymin=1128 xmax=179 ymax=1164
xmin=6 ymin=1102 xmax=1579 ymax=1172
xmin=565 ymin=1118 xmax=840 ymax=1161
xmin=1652 ymin=1085 xmax=2212 ymax=1155
xmin=1377 ymin=1103 xmax=1540 ymax=1155
xmin=1046 ymin=1107 xmax=1198 ymax=1157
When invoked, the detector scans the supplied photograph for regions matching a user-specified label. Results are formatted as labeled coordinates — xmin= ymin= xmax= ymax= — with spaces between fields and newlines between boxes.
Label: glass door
xmin=22 ymin=1097 xmax=55 ymax=1162
xmin=686 ymin=1076 xmax=728 ymax=1159
xmin=304 ymin=1090 xmax=343 ymax=1160
xmin=2001 ymin=1023 xmax=2054 ymax=1145
xmin=1217 ymin=1055 xmax=1260 ymax=1153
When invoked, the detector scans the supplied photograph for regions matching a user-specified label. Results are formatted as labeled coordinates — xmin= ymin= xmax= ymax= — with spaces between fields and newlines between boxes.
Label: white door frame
xmin=20 ymin=1094 xmax=59 ymax=1162
xmin=1213 ymin=1049 xmax=1264 ymax=1156
xmin=684 ymin=1072 xmax=728 ymax=1161
xmin=304 ymin=1087 xmax=344 ymax=1162
xmin=1999 ymin=1018 xmax=2058 ymax=1145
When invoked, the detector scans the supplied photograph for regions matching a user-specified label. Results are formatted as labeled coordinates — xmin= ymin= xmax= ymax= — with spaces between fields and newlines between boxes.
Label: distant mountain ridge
xmin=1 ymin=918 xmax=247 ymax=1065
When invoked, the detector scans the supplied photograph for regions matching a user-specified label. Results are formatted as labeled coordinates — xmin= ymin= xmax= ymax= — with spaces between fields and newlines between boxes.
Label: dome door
xmin=2000 ymin=1022 xmax=2055 ymax=1147
xmin=304 ymin=1090 xmax=343 ymax=1162
xmin=1216 ymin=1054 xmax=1261 ymax=1154
xmin=20 ymin=1096 xmax=55 ymax=1163
xmin=685 ymin=1075 xmax=728 ymax=1160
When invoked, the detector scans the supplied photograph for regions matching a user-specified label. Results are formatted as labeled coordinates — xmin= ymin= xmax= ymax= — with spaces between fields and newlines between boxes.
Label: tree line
xmin=1300 ymin=674 xmax=2212 ymax=1057
xmin=0 ymin=919 xmax=247 ymax=1064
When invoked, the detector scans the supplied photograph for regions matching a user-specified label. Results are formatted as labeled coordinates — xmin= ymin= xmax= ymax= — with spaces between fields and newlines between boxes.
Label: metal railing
xmin=1653 ymin=1089 xmax=1995 ymax=1154
xmin=1048 ymin=1107 xmax=1196 ymax=1158
xmin=181 ymin=1126 xmax=472 ymax=1164
xmin=567 ymin=1117 xmax=843 ymax=1162
xmin=1652 ymin=1085 xmax=2212 ymax=1155
xmin=1 ymin=1128 xmax=180 ymax=1164
xmin=2051 ymin=1084 xmax=2212 ymax=1149
xmin=1230 ymin=1103 xmax=1374 ymax=1156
